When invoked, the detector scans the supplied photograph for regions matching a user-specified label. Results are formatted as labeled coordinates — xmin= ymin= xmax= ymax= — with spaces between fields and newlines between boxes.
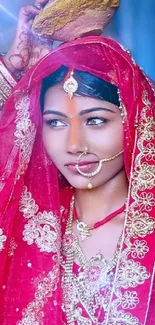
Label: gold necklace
xmin=62 ymin=196 xmax=75 ymax=325
xmin=62 ymin=196 xmax=123 ymax=325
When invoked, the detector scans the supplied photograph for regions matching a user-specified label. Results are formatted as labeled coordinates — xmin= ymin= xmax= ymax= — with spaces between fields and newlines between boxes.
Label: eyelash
xmin=45 ymin=117 xmax=108 ymax=128
xmin=86 ymin=117 xmax=108 ymax=126
xmin=45 ymin=119 xmax=67 ymax=128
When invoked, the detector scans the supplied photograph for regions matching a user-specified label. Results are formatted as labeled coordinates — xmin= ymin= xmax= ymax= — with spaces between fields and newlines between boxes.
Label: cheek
xmin=107 ymin=122 xmax=124 ymax=149
xmin=42 ymin=127 xmax=63 ymax=164
xmin=87 ymin=122 xmax=123 ymax=154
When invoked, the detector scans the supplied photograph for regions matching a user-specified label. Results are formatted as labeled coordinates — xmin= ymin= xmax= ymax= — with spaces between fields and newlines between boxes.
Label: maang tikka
xmin=63 ymin=69 xmax=78 ymax=99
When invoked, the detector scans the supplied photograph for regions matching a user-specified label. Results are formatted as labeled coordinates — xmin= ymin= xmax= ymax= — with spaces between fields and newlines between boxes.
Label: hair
xmin=40 ymin=65 xmax=120 ymax=110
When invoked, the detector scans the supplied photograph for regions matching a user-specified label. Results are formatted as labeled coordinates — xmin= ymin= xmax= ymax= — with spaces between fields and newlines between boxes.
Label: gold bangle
xmin=0 ymin=59 xmax=17 ymax=109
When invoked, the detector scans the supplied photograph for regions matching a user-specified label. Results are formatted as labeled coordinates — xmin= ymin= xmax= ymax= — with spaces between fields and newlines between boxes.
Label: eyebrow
xmin=43 ymin=107 xmax=115 ymax=118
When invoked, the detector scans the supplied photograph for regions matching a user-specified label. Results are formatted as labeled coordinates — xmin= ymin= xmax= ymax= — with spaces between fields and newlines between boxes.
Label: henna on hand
xmin=27 ymin=37 xmax=53 ymax=69
xmin=3 ymin=5 xmax=41 ymax=76
xmin=3 ymin=1 xmax=52 ymax=78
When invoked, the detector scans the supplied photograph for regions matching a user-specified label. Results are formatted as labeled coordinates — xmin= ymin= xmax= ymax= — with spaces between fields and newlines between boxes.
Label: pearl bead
xmin=27 ymin=262 xmax=32 ymax=268
xmin=87 ymin=182 xmax=93 ymax=190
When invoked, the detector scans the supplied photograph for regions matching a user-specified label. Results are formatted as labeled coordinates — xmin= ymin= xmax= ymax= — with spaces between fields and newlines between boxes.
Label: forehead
xmin=43 ymin=84 xmax=119 ymax=114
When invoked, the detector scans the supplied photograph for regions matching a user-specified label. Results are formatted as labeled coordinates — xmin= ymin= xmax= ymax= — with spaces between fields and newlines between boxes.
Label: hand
xmin=3 ymin=0 xmax=52 ymax=78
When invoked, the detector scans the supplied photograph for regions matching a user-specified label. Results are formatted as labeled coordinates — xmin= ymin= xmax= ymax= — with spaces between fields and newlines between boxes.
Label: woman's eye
xmin=45 ymin=119 xmax=67 ymax=128
xmin=86 ymin=117 xmax=108 ymax=126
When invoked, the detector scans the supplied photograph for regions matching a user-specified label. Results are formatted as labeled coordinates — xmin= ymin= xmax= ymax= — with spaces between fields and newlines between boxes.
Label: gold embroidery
xmin=18 ymin=187 xmax=61 ymax=324
xmin=132 ymin=163 xmax=155 ymax=191
xmin=0 ymin=72 xmax=13 ymax=108
xmin=117 ymin=259 xmax=149 ymax=289
xmin=14 ymin=96 xmax=36 ymax=178
xmin=137 ymin=192 xmax=155 ymax=212
xmin=142 ymin=143 xmax=155 ymax=161
xmin=0 ymin=60 xmax=17 ymax=109
xmin=127 ymin=211 xmax=155 ymax=238
xmin=138 ymin=116 xmax=155 ymax=141
xmin=121 ymin=291 xmax=139 ymax=310
xmin=0 ymin=61 xmax=17 ymax=87
xmin=108 ymin=311 xmax=141 ymax=325
xmin=107 ymin=70 xmax=118 ymax=84
xmin=8 ymin=238 xmax=18 ymax=256
xmin=0 ymin=228 xmax=7 ymax=251
xmin=17 ymin=264 xmax=59 ymax=325
xmin=20 ymin=186 xmax=61 ymax=253
xmin=0 ymin=145 xmax=19 ymax=192
xmin=104 ymin=90 xmax=155 ymax=324
xmin=130 ymin=240 xmax=149 ymax=259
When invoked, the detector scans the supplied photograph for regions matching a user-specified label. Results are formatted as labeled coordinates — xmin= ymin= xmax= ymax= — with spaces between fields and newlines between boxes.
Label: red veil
xmin=0 ymin=36 xmax=155 ymax=325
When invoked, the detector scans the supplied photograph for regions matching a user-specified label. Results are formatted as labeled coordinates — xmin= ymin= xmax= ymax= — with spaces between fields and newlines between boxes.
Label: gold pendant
xmin=77 ymin=222 xmax=91 ymax=241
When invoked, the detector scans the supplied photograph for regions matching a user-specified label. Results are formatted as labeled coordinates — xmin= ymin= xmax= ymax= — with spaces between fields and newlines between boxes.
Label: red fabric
xmin=0 ymin=36 xmax=155 ymax=325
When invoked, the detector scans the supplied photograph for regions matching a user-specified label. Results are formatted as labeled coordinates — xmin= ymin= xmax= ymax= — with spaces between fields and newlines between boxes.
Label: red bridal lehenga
xmin=0 ymin=36 xmax=155 ymax=325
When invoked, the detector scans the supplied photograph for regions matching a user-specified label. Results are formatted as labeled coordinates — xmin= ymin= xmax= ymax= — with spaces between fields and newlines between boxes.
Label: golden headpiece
xmin=63 ymin=70 xmax=78 ymax=99
xmin=32 ymin=0 xmax=120 ymax=41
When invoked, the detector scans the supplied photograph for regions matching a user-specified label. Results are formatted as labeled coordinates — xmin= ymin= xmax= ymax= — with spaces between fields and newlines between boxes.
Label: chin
xmin=65 ymin=177 xmax=101 ymax=190
xmin=67 ymin=181 xmax=88 ymax=190
xmin=63 ymin=175 xmax=89 ymax=190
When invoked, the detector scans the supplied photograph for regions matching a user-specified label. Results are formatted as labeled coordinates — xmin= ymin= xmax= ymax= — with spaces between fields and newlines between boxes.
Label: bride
xmin=0 ymin=1 xmax=155 ymax=325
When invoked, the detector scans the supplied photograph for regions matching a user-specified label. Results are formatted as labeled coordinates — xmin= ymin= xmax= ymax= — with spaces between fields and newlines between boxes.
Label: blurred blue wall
xmin=104 ymin=0 xmax=155 ymax=80
xmin=0 ymin=0 xmax=155 ymax=80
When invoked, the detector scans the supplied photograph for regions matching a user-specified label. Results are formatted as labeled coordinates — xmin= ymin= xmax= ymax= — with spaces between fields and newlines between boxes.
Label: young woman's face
xmin=42 ymin=84 xmax=124 ymax=189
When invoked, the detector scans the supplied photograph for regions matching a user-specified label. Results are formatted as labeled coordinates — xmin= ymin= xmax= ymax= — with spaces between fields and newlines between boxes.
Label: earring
xmin=117 ymin=89 xmax=126 ymax=124
xmin=120 ymin=104 xmax=127 ymax=124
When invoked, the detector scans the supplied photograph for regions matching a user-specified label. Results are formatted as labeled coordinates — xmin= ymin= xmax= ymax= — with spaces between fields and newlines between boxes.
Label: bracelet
xmin=0 ymin=57 xmax=17 ymax=109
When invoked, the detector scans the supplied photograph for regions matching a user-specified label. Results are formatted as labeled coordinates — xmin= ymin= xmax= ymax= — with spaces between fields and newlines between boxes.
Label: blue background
xmin=104 ymin=0 xmax=155 ymax=80
xmin=0 ymin=0 xmax=155 ymax=80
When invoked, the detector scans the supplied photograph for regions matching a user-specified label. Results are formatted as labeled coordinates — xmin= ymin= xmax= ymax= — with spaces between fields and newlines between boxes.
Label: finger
xmin=19 ymin=5 xmax=41 ymax=22
xmin=34 ymin=0 xmax=49 ymax=8
xmin=26 ymin=19 xmax=34 ymax=29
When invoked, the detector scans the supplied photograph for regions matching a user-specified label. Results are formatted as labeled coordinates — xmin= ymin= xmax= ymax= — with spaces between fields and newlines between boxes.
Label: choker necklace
xmin=74 ymin=204 xmax=126 ymax=241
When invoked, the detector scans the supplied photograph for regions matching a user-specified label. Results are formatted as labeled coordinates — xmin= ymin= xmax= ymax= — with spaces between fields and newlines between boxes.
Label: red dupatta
xmin=0 ymin=36 xmax=155 ymax=325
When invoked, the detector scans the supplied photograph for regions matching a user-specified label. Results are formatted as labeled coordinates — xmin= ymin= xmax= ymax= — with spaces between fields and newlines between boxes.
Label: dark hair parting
xmin=40 ymin=65 xmax=120 ymax=111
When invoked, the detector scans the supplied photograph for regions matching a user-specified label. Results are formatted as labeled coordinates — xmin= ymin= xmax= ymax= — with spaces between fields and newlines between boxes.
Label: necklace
xmin=74 ymin=204 xmax=126 ymax=241
xmin=62 ymin=196 xmax=75 ymax=325
xmin=62 ymin=196 xmax=124 ymax=325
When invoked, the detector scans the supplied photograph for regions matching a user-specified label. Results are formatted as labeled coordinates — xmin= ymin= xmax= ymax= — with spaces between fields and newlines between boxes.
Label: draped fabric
xmin=0 ymin=36 xmax=155 ymax=325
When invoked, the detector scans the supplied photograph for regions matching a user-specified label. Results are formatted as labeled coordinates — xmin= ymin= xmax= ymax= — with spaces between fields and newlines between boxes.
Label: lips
xmin=65 ymin=161 xmax=98 ymax=174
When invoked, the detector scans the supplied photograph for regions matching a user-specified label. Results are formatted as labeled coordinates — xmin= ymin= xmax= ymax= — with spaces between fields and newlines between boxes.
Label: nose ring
xmin=75 ymin=152 xmax=102 ymax=178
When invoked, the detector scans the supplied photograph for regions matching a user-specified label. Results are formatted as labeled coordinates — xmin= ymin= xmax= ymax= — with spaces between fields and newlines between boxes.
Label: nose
xmin=67 ymin=118 xmax=86 ymax=154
